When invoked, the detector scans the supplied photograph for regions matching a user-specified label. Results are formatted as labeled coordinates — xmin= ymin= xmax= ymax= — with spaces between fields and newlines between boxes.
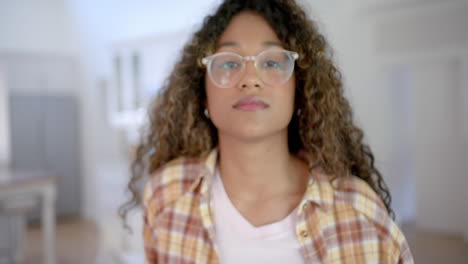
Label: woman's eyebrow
xmin=262 ymin=41 xmax=282 ymax=47
xmin=216 ymin=41 xmax=282 ymax=49
xmin=217 ymin=41 xmax=238 ymax=49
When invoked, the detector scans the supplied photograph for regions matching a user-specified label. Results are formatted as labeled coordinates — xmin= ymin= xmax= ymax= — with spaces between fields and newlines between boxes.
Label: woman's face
xmin=205 ymin=11 xmax=296 ymax=142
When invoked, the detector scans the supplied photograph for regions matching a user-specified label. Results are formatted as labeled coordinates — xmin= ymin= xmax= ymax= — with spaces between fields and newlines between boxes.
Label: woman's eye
xmin=263 ymin=60 xmax=281 ymax=68
xmin=219 ymin=61 xmax=239 ymax=70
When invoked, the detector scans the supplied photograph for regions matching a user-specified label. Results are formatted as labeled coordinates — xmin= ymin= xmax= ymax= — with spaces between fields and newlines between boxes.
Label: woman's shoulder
xmin=333 ymin=175 xmax=387 ymax=211
xmin=309 ymin=172 xmax=412 ymax=262
xmin=330 ymin=175 xmax=388 ymax=221
xmin=152 ymin=155 xmax=206 ymax=184
xmin=330 ymin=175 xmax=405 ymax=240
xmin=332 ymin=176 xmax=412 ymax=261
xmin=142 ymin=150 xmax=217 ymax=214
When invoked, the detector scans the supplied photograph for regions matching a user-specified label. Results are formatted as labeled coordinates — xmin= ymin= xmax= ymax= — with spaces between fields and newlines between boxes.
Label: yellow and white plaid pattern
xmin=143 ymin=148 xmax=413 ymax=263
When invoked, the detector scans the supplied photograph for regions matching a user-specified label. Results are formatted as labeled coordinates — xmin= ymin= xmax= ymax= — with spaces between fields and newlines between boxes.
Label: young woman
xmin=120 ymin=0 xmax=414 ymax=263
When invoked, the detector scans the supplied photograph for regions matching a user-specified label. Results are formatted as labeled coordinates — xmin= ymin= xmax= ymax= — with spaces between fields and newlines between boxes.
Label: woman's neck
xmin=217 ymin=133 xmax=308 ymax=202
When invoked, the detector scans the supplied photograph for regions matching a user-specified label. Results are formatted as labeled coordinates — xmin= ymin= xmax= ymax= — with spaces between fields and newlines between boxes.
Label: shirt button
xmin=300 ymin=230 xmax=309 ymax=238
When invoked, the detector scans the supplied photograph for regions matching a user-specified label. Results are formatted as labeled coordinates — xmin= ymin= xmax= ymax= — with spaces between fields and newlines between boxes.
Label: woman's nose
xmin=238 ymin=61 xmax=261 ymax=90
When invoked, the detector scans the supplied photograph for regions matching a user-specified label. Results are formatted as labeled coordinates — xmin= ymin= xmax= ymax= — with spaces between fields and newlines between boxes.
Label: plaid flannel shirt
xmin=143 ymin=148 xmax=413 ymax=263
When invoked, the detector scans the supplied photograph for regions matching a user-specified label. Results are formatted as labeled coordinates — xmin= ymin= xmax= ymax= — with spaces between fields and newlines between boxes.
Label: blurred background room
xmin=0 ymin=0 xmax=467 ymax=263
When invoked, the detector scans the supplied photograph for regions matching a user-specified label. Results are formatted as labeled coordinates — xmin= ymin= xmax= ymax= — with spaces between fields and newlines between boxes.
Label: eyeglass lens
xmin=208 ymin=50 xmax=295 ymax=88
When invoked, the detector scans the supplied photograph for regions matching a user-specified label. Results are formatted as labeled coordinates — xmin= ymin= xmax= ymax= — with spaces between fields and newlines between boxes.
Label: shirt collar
xmin=198 ymin=148 xmax=218 ymax=195
xmin=296 ymin=149 xmax=334 ymax=212
xmin=197 ymin=147 xmax=334 ymax=212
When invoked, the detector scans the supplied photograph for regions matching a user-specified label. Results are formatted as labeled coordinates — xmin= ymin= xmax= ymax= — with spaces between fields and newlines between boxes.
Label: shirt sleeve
xmin=384 ymin=216 xmax=414 ymax=264
xmin=397 ymin=235 xmax=414 ymax=264
xmin=340 ymin=176 xmax=415 ymax=264
xmin=142 ymin=181 xmax=159 ymax=264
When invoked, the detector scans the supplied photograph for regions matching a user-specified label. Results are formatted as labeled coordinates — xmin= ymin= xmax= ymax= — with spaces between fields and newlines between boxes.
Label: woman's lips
xmin=233 ymin=97 xmax=269 ymax=111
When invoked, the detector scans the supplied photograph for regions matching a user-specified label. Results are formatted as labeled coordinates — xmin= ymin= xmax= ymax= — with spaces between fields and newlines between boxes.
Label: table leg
xmin=41 ymin=184 xmax=56 ymax=264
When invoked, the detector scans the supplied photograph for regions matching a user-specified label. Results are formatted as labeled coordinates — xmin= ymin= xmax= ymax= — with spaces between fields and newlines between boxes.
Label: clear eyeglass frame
xmin=201 ymin=49 xmax=299 ymax=88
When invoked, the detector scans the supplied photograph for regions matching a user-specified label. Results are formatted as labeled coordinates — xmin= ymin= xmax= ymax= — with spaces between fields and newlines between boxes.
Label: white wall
xmin=0 ymin=0 xmax=77 ymax=55
xmin=461 ymin=58 xmax=468 ymax=240
xmin=0 ymin=53 xmax=80 ymax=96
xmin=413 ymin=58 xmax=465 ymax=233
xmin=0 ymin=0 xmax=78 ymax=166
xmin=0 ymin=66 xmax=10 ymax=166
xmin=356 ymin=1 xmax=468 ymax=235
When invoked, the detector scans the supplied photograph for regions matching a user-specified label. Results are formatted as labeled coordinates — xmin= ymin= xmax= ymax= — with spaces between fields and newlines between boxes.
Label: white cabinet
xmin=0 ymin=53 xmax=81 ymax=219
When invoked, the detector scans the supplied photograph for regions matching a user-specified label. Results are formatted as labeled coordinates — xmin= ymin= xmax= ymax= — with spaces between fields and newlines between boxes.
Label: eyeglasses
xmin=201 ymin=49 xmax=299 ymax=88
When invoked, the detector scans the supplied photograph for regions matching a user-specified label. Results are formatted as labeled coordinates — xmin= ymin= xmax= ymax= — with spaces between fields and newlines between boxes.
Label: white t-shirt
xmin=211 ymin=167 xmax=305 ymax=264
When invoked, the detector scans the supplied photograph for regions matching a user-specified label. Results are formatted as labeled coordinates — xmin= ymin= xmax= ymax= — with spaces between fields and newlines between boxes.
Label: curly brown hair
xmin=119 ymin=0 xmax=394 ymax=227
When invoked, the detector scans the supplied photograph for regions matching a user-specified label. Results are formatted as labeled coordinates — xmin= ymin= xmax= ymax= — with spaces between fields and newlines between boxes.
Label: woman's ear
xmin=203 ymin=101 xmax=210 ymax=119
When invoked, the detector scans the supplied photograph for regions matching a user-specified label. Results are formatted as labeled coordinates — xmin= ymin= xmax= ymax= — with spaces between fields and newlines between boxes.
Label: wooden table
xmin=0 ymin=169 xmax=57 ymax=264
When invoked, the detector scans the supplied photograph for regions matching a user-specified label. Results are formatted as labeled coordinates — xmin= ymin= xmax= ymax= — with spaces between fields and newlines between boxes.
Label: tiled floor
xmin=23 ymin=219 xmax=468 ymax=263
